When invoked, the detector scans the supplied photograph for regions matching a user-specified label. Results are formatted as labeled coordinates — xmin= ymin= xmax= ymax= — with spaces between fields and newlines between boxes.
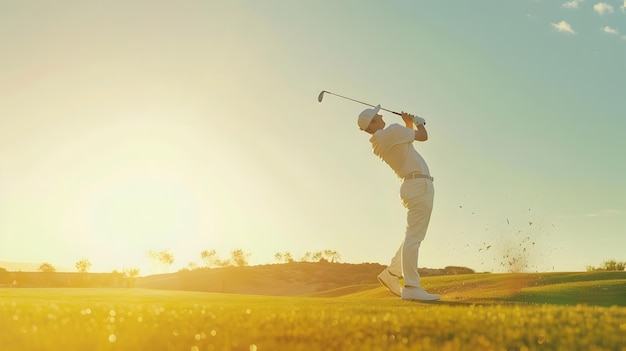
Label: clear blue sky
xmin=1 ymin=1 xmax=624 ymax=274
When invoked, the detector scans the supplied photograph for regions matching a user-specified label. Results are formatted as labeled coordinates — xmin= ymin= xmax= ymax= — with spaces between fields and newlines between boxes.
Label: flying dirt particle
xmin=529 ymin=222 xmax=533 ymax=226
xmin=507 ymin=219 xmax=510 ymax=225
xmin=459 ymin=206 xmax=463 ymax=208
xmin=486 ymin=245 xmax=491 ymax=250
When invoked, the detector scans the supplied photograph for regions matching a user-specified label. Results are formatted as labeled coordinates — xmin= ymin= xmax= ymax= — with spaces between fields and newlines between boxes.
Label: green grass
xmin=1 ymin=272 xmax=626 ymax=351
xmin=423 ymin=271 xmax=626 ymax=307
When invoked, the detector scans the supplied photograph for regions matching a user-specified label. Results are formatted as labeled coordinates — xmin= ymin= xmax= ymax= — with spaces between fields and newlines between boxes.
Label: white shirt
xmin=369 ymin=123 xmax=430 ymax=179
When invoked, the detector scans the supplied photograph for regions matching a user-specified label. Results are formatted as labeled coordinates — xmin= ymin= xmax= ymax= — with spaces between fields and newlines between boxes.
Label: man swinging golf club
xmin=358 ymin=105 xmax=440 ymax=301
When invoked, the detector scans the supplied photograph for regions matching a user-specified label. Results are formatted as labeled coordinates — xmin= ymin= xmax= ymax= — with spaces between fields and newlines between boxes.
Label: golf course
xmin=1 ymin=266 xmax=625 ymax=351
xmin=3 ymin=2 xmax=626 ymax=351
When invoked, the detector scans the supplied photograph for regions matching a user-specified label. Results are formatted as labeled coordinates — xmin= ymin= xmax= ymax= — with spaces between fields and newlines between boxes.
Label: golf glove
xmin=413 ymin=116 xmax=426 ymax=126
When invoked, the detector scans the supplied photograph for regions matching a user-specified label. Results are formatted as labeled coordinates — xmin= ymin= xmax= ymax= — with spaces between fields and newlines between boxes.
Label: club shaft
xmin=325 ymin=91 xmax=401 ymax=116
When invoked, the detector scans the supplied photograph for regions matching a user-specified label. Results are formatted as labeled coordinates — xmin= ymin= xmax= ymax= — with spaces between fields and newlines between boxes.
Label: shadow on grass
xmin=428 ymin=300 xmax=489 ymax=306
xmin=400 ymin=298 xmax=495 ymax=306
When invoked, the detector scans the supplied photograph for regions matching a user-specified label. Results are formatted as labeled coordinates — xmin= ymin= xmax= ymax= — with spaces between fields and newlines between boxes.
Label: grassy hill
xmin=138 ymin=262 xmax=388 ymax=295
xmin=307 ymin=271 xmax=626 ymax=307
xmin=133 ymin=262 xmax=626 ymax=307
xmin=4 ymin=261 xmax=624 ymax=307
xmin=136 ymin=262 xmax=474 ymax=296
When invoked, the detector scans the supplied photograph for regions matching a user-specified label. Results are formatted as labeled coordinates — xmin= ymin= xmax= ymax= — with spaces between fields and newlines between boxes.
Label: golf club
xmin=318 ymin=90 xmax=402 ymax=116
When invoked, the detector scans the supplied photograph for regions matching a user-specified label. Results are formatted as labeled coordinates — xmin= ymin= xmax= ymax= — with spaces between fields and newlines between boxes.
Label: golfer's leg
xmin=387 ymin=241 xmax=404 ymax=277
xmin=401 ymin=182 xmax=434 ymax=287
xmin=401 ymin=211 xmax=427 ymax=287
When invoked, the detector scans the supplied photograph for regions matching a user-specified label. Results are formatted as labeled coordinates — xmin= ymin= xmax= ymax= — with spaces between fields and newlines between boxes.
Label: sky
xmin=1 ymin=1 xmax=625 ymax=275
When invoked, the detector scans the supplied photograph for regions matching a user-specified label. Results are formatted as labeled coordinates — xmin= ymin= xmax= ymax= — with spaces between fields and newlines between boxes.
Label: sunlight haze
xmin=1 ymin=1 xmax=624 ymax=275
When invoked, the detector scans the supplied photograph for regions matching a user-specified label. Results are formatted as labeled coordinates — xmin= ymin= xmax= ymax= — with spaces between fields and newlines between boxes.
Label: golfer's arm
xmin=414 ymin=125 xmax=428 ymax=141
xmin=404 ymin=118 xmax=414 ymax=129
xmin=402 ymin=112 xmax=427 ymax=141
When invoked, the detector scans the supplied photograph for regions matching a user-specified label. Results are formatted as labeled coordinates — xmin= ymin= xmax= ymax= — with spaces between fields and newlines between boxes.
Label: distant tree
xmin=124 ymin=267 xmax=140 ymax=279
xmin=300 ymin=252 xmax=312 ymax=262
xmin=38 ymin=262 xmax=56 ymax=273
xmin=121 ymin=267 xmax=141 ymax=288
xmin=283 ymin=251 xmax=294 ymax=263
xmin=147 ymin=250 xmax=175 ymax=273
xmin=159 ymin=251 xmax=174 ymax=271
xmin=601 ymin=259 xmax=625 ymax=271
xmin=75 ymin=258 xmax=92 ymax=273
xmin=324 ymin=250 xmax=341 ymax=263
xmin=217 ymin=258 xmax=232 ymax=267
xmin=312 ymin=251 xmax=324 ymax=262
xmin=603 ymin=259 xmax=618 ymax=271
xmin=274 ymin=251 xmax=294 ymax=263
xmin=230 ymin=249 xmax=251 ymax=267
xmin=187 ymin=262 xmax=198 ymax=270
xmin=586 ymin=260 xmax=625 ymax=271
xmin=201 ymin=249 xmax=219 ymax=268
xmin=274 ymin=252 xmax=283 ymax=263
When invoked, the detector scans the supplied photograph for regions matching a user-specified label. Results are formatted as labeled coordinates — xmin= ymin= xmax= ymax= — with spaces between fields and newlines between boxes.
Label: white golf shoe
xmin=377 ymin=269 xmax=402 ymax=297
xmin=401 ymin=286 xmax=440 ymax=301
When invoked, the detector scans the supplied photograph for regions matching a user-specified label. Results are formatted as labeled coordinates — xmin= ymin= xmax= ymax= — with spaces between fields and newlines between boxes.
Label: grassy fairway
xmin=1 ymin=272 xmax=625 ymax=351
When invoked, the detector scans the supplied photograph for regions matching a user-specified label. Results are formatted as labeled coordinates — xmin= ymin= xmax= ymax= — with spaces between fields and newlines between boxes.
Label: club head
xmin=317 ymin=90 xmax=326 ymax=102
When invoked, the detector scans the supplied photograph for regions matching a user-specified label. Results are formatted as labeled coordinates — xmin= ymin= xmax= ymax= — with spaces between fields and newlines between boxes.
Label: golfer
xmin=358 ymin=105 xmax=440 ymax=301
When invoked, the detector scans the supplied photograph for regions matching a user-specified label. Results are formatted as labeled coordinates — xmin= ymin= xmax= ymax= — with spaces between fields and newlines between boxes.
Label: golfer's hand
xmin=413 ymin=116 xmax=426 ymax=126
xmin=401 ymin=112 xmax=415 ymax=125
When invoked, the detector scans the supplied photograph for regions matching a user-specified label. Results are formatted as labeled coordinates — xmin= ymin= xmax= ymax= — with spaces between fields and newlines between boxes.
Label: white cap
xmin=357 ymin=104 xmax=381 ymax=130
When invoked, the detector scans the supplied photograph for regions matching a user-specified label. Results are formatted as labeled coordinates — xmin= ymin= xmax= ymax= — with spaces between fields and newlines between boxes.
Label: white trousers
xmin=387 ymin=178 xmax=434 ymax=287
